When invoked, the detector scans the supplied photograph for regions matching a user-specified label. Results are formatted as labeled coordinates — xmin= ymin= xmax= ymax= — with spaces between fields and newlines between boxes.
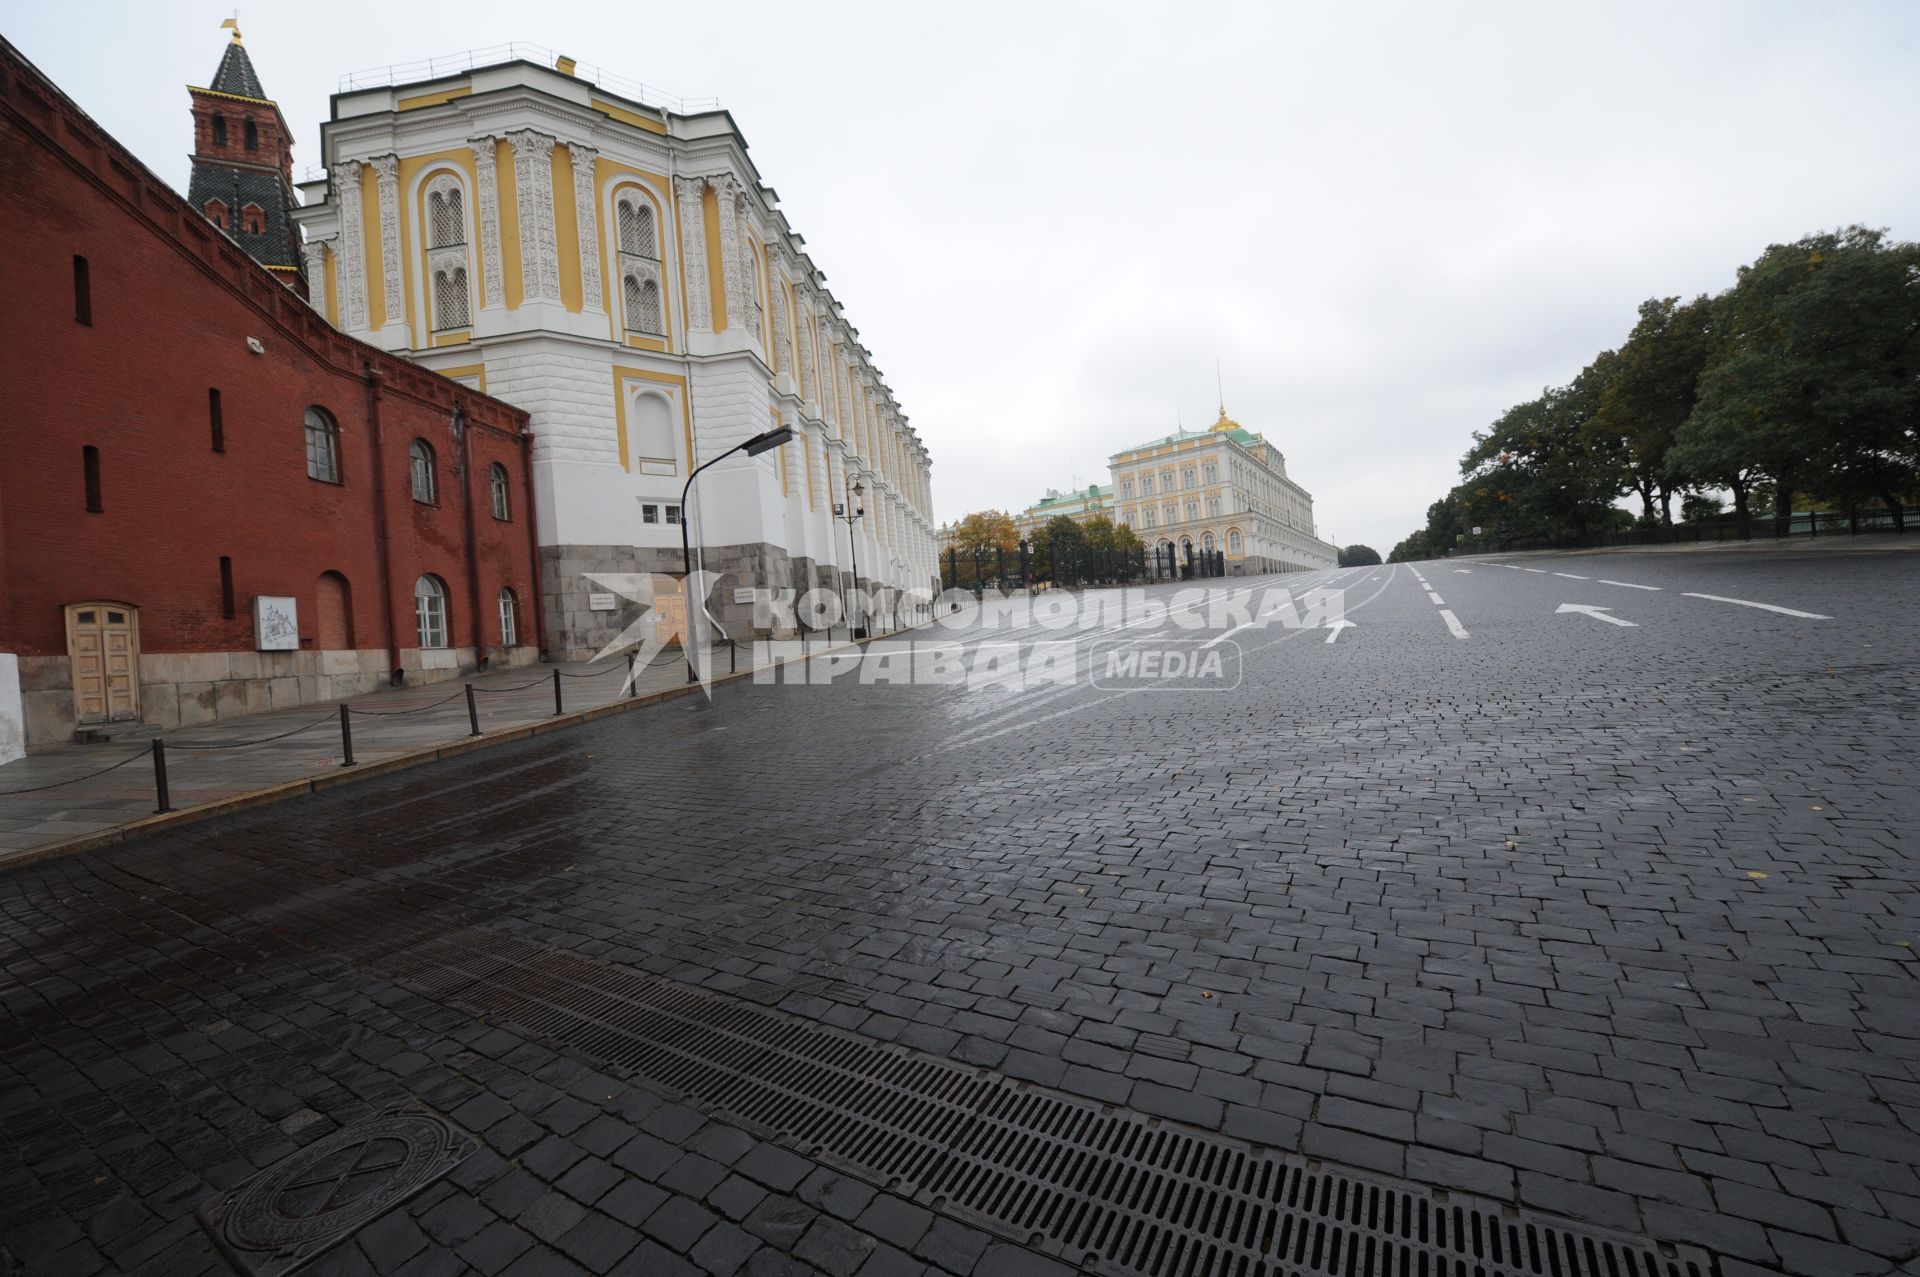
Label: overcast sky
xmin=13 ymin=2 xmax=1920 ymax=552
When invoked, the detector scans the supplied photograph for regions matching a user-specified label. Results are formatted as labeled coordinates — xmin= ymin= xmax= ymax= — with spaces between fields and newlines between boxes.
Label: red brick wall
xmin=0 ymin=45 xmax=540 ymax=669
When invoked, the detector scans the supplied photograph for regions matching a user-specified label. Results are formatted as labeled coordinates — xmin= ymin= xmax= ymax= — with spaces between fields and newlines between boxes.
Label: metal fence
xmin=941 ymin=541 xmax=1228 ymax=594
xmin=1448 ymin=507 xmax=1910 ymax=557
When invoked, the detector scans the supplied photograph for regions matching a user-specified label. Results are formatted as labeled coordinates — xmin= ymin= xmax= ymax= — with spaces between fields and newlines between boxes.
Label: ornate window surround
xmin=408 ymin=162 xmax=478 ymax=339
xmin=604 ymin=178 xmax=673 ymax=342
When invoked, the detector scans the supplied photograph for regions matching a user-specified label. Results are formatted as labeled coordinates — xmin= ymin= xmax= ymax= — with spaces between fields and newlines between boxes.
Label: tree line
xmin=942 ymin=509 xmax=1145 ymax=585
xmin=1389 ymin=226 xmax=1919 ymax=561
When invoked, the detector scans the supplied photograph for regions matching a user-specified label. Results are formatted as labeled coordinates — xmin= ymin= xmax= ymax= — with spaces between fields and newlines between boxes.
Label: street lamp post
xmin=678 ymin=424 xmax=795 ymax=683
xmin=834 ymin=477 xmax=866 ymax=639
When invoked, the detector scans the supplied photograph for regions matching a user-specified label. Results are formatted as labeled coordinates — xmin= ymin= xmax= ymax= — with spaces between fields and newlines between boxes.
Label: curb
xmin=0 ymin=627 xmax=917 ymax=874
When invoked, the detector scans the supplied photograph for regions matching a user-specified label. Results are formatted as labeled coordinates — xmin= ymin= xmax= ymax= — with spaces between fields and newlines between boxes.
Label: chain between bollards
xmin=338 ymin=704 xmax=355 ymax=767
xmin=150 ymin=739 xmax=172 ymax=813
xmin=465 ymin=684 xmax=480 ymax=737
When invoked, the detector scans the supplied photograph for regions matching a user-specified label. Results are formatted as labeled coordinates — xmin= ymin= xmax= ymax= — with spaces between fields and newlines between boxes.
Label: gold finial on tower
xmin=221 ymin=14 xmax=242 ymax=43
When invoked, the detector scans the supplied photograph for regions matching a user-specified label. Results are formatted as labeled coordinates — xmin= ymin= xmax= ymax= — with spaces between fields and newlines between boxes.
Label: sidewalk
xmin=0 ymin=641 xmax=795 ymax=865
xmin=1450 ymin=531 xmax=1918 ymax=561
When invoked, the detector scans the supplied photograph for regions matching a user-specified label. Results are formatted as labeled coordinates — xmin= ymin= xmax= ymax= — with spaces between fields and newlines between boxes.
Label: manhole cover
xmin=197 ymin=1108 xmax=473 ymax=1276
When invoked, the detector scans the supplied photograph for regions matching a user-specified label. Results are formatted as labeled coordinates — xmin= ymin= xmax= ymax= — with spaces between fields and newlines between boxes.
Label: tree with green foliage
xmin=1338 ymin=544 xmax=1382 ymax=567
xmin=1585 ymin=295 xmax=1717 ymax=525
xmin=1387 ymin=530 xmax=1434 ymax=562
xmin=1462 ymin=355 xmax=1626 ymax=542
xmin=1676 ymin=226 xmax=1920 ymax=530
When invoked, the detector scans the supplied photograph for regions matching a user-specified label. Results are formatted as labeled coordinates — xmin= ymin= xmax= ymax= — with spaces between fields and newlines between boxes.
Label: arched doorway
xmin=316 ymin=572 xmax=354 ymax=649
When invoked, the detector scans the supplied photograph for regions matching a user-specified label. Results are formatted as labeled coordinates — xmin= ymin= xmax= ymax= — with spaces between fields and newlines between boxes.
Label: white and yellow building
xmin=1012 ymin=484 xmax=1112 ymax=540
xmin=291 ymin=47 xmax=937 ymax=654
xmin=1110 ymin=408 xmax=1336 ymax=574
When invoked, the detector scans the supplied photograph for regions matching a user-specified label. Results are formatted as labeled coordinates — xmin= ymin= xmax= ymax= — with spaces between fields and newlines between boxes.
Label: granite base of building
xmin=12 ymin=645 xmax=534 ymax=751
xmin=541 ymin=541 xmax=810 ymax=661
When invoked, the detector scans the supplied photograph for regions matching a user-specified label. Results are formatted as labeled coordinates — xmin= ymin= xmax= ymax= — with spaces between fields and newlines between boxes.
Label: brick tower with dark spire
xmin=186 ymin=19 xmax=304 ymax=294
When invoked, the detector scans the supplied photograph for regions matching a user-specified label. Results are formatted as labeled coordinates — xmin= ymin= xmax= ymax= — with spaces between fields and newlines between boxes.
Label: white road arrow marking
xmin=1598 ymin=579 xmax=1661 ymax=590
xmin=1682 ymin=592 xmax=1831 ymax=620
xmin=1324 ymin=619 xmax=1356 ymax=644
xmin=1557 ymin=603 xmax=1638 ymax=627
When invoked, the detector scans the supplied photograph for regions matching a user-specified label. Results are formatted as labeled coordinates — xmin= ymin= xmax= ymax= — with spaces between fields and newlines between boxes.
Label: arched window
xmin=205 ymin=200 xmax=228 ymax=229
xmin=615 ymin=190 xmax=665 ymax=336
xmin=414 ymin=575 xmax=448 ymax=649
xmin=616 ymin=196 xmax=657 ymax=258
xmin=212 ymin=115 xmax=227 ymax=145
xmin=622 ymin=274 xmax=665 ymax=336
xmin=1203 ymin=532 xmax=1216 ymax=554
xmin=425 ymin=175 xmax=472 ymax=331
xmin=428 ymin=185 xmax=465 ymax=249
xmin=1227 ymin=528 xmax=1243 ymax=556
xmin=433 ymin=266 xmax=470 ymax=330
xmin=304 ymin=407 xmax=340 ymax=482
xmin=409 ymin=439 xmax=437 ymax=504
xmin=488 ymin=463 xmax=510 ymax=520
xmin=243 ymin=118 xmax=258 ymax=150
xmin=497 ymin=587 xmax=519 ymax=647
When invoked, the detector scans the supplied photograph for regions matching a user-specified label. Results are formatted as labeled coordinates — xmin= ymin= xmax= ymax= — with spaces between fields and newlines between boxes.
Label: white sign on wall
xmin=254 ymin=595 xmax=299 ymax=651
xmin=587 ymin=593 xmax=618 ymax=612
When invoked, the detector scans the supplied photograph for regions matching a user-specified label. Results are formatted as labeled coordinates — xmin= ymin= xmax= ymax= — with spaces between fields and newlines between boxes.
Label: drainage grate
xmin=196 ymin=1108 xmax=473 ymax=1276
xmin=355 ymin=932 xmax=1713 ymax=1277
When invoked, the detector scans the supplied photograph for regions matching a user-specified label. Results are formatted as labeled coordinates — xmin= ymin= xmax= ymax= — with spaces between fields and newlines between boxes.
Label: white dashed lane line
xmin=1552 ymin=572 xmax=1589 ymax=580
xmin=1440 ymin=610 xmax=1470 ymax=639
xmin=1598 ymin=580 xmax=1662 ymax=591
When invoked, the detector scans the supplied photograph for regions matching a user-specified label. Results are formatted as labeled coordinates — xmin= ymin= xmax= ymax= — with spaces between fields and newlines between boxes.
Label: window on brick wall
xmin=73 ymin=255 xmax=91 ymax=324
xmin=409 ymin=440 xmax=437 ymax=504
xmin=219 ymin=557 xmax=235 ymax=619
xmin=498 ymin=588 xmax=519 ymax=647
xmin=244 ymin=118 xmax=257 ymax=150
xmin=209 ymin=388 xmax=225 ymax=452
xmin=304 ymin=407 xmax=340 ymax=483
xmin=414 ymin=575 xmax=448 ymax=649
xmin=212 ymin=115 xmax=227 ymax=145
xmin=83 ymin=445 xmax=102 ymax=512
xmin=489 ymin=463 xmax=510 ymax=520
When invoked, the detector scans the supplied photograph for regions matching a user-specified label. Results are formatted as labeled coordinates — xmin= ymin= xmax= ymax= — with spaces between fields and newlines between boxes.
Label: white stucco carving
xmin=570 ymin=143 xmax=602 ymax=312
xmin=506 ymin=130 xmax=560 ymax=302
xmin=469 ymin=137 xmax=504 ymax=309
xmin=673 ymin=175 xmax=711 ymax=331
xmin=371 ymin=154 xmax=403 ymax=328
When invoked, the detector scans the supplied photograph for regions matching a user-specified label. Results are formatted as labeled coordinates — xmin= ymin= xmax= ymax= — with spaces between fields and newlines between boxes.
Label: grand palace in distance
xmin=1008 ymin=406 xmax=1339 ymax=575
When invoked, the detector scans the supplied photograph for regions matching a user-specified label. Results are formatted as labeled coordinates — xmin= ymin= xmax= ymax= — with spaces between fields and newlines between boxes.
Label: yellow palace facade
xmin=292 ymin=47 xmax=936 ymax=654
xmin=1111 ymin=409 xmax=1337 ymax=574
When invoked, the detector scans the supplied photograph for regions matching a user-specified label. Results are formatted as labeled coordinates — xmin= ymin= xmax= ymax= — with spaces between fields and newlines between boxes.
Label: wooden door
xmin=66 ymin=603 xmax=140 ymax=724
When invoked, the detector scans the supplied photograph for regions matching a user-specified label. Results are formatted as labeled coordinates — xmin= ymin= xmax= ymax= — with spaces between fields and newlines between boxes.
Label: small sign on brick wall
xmin=587 ymin=593 xmax=617 ymax=612
xmin=254 ymin=596 xmax=299 ymax=651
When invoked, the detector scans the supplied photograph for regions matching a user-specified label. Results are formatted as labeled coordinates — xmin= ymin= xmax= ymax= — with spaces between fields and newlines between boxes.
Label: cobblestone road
xmin=2 ymin=545 xmax=1916 ymax=1276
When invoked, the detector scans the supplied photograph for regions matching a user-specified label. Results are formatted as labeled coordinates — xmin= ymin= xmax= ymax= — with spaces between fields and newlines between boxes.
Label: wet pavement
xmin=2 ymin=544 xmax=1918 ymax=1276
